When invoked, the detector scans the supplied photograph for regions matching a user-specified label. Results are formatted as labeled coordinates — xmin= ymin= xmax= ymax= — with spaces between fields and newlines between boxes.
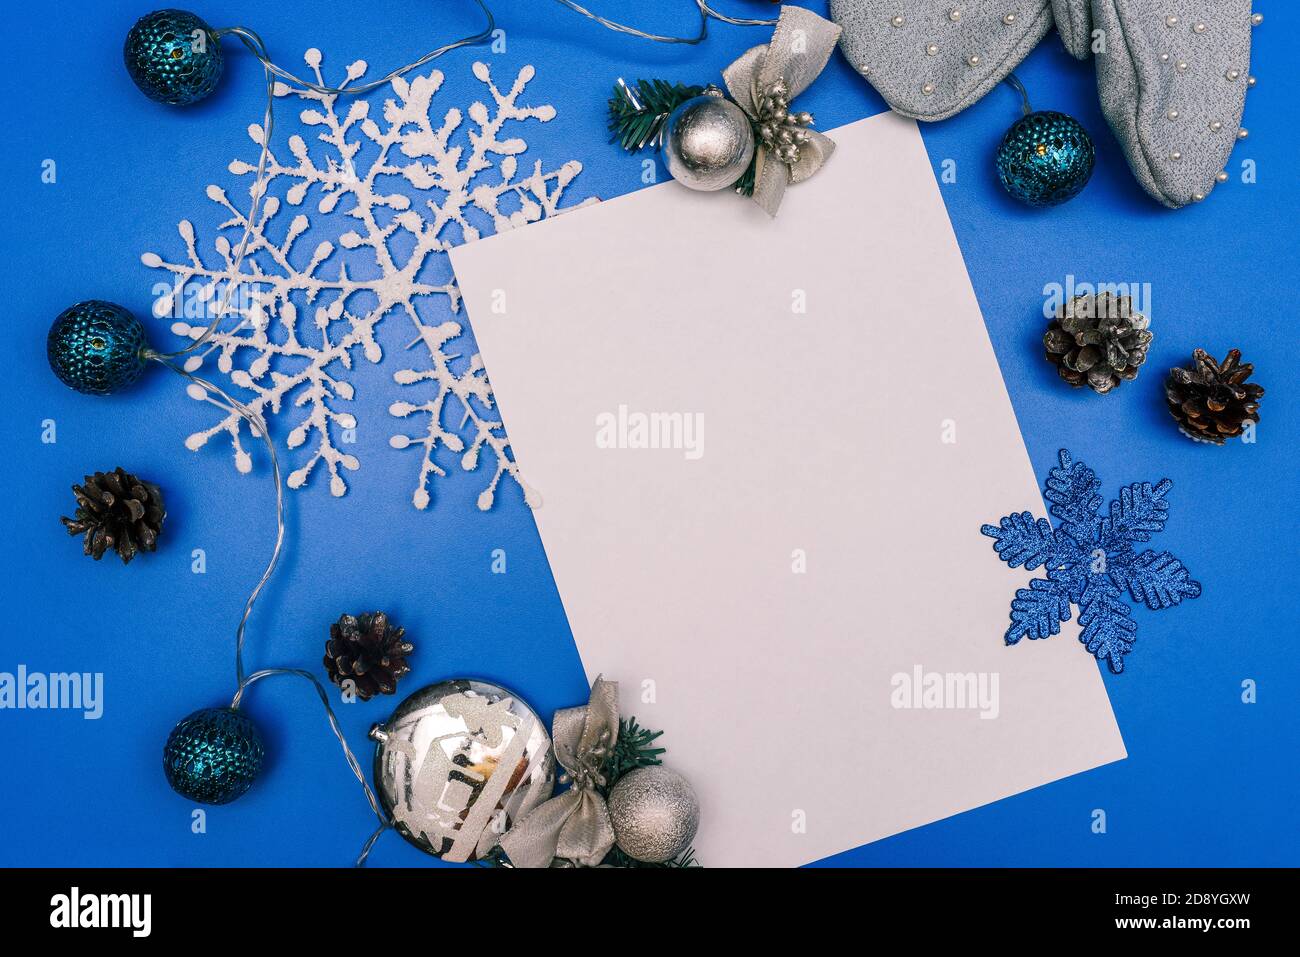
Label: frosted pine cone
xmin=1044 ymin=293 xmax=1152 ymax=394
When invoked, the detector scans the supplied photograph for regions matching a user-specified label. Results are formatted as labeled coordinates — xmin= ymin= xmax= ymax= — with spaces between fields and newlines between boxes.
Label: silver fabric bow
xmin=722 ymin=6 xmax=843 ymax=216
xmin=498 ymin=676 xmax=619 ymax=868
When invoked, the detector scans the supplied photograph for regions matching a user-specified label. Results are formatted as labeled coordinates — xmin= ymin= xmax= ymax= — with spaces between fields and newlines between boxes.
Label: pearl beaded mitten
xmin=831 ymin=1 xmax=1054 ymax=122
xmin=1052 ymin=0 xmax=1093 ymax=59
xmin=829 ymin=0 xmax=1262 ymax=209
xmin=1091 ymin=0 xmax=1255 ymax=208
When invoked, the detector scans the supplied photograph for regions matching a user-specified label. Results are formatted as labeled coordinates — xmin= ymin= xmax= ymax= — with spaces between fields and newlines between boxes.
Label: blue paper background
xmin=1 ymin=0 xmax=1295 ymax=867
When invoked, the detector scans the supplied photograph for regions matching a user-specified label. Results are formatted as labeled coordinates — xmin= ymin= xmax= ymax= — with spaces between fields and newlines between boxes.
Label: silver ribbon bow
xmin=722 ymin=6 xmax=843 ymax=216
xmin=498 ymin=676 xmax=619 ymax=868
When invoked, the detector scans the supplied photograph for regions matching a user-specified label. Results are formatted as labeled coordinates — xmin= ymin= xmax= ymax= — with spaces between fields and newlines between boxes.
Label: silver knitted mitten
xmin=830 ymin=0 xmax=1261 ymax=208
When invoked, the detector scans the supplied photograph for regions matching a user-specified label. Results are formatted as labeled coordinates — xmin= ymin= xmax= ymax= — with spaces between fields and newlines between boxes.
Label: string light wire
xmin=1005 ymin=72 xmax=1034 ymax=117
xmin=143 ymin=0 xmax=768 ymax=866
xmin=142 ymin=3 xmax=505 ymax=865
xmin=550 ymin=0 xmax=775 ymax=44
xmin=148 ymin=351 xmax=391 ymax=862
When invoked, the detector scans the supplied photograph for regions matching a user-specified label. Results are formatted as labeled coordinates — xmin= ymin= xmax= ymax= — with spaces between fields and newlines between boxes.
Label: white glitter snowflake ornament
xmin=143 ymin=52 xmax=587 ymax=508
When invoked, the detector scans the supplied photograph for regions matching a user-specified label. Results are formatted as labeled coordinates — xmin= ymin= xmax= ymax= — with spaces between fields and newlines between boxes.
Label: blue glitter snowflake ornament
xmin=981 ymin=449 xmax=1201 ymax=673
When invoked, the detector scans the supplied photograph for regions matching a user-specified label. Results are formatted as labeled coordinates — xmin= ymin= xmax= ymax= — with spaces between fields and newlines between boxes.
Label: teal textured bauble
xmin=47 ymin=301 xmax=149 ymax=395
xmin=995 ymin=110 xmax=1095 ymax=207
xmin=124 ymin=9 xmax=224 ymax=106
xmin=163 ymin=707 xmax=265 ymax=805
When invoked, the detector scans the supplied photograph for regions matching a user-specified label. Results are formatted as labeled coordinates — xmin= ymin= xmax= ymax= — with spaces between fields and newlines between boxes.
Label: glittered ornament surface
xmin=163 ymin=707 xmax=265 ymax=805
xmin=124 ymin=9 xmax=224 ymax=106
xmin=370 ymin=679 xmax=554 ymax=862
xmin=608 ymin=765 xmax=700 ymax=863
xmin=47 ymin=300 xmax=148 ymax=395
xmin=995 ymin=110 xmax=1095 ymax=207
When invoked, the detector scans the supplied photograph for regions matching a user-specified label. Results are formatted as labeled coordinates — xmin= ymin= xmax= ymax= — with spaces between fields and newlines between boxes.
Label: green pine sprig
xmin=602 ymin=716 xmax=666 ymax=787
xmin=608 ymin=79 xmax=705 ymax=152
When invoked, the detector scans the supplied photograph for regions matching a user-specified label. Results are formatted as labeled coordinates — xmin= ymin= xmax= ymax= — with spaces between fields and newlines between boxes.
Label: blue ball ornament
xmin=124 ymin=9 xmax=224 ymax=106
xmin=163 ymin=707 xmax=265 ymax=805
xmin=47 ymin=300 xmax=149 ymax=395
xmin=995 ymin=110 xmax=1095 ymax=207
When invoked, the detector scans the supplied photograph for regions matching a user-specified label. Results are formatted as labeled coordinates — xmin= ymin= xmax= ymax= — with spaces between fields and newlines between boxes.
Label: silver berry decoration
xmin=607 ymin=766 xmax=700 ymax=863
xmin=662 ymin=90 xmax=755 ymax=192
xmin=755 ymin=76 xmax=815 ymax=167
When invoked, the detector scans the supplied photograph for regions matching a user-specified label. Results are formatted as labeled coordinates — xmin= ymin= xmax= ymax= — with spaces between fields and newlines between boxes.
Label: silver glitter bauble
xmin=607 ymin=765 xmax=700 ymax=863
xmin=662 ymin=92 xmax=755 ymax=192
xmin=370 ymin=679 xmax=554 ymax=862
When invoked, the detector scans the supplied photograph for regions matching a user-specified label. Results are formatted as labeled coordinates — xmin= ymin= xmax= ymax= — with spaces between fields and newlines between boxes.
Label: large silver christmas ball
xmin=662 ymin=93 xmax=755 ymax=192
xmin=608 ymin=765 xmax=700 ymax=863
xmin=370 ymin=679 xmax=554 ymax=862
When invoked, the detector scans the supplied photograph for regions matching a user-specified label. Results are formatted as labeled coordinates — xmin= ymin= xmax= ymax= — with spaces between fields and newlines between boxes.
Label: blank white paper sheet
xmin=450 ymin=112 xmax=1126 ymax=867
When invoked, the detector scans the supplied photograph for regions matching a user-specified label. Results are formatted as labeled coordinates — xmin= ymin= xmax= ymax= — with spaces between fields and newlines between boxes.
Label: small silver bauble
xmin=370 ymin=679 xmax=554 ymax=862
xmin=662 ymin=91 xmax=755 ymax=192
xmin=607 ymin=765 xmax=700 ymax=863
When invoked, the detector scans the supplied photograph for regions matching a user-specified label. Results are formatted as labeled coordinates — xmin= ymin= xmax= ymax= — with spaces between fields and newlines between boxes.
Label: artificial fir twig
xmin=600 ymin=716 xmax=666 ymax=790
xmin=732 ymin=150 xmax=758 ymax=197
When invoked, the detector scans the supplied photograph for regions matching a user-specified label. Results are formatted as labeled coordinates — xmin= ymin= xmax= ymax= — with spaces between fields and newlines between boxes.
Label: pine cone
xmin=1043 ymin=293 xmax=1152 ymax=394
xmin=324 ymin=612 xmax=413 ymax=700
xmin=60 ymin=467 xmax=165 ymax=563
xmin=1165 ymin=348 xmax=1264 ymax=444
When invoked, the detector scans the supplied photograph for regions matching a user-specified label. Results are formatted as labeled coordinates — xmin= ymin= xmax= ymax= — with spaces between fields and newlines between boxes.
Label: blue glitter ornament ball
xmin=163 ymin=707 xmax=265 ymax=805
xmin=124 ymin=9 xmax=224 ymax=106
xmin=47 ymin=300 xmax=149 ymax=395
xmin=995 ymin=110 xmax=1095 ymax=207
